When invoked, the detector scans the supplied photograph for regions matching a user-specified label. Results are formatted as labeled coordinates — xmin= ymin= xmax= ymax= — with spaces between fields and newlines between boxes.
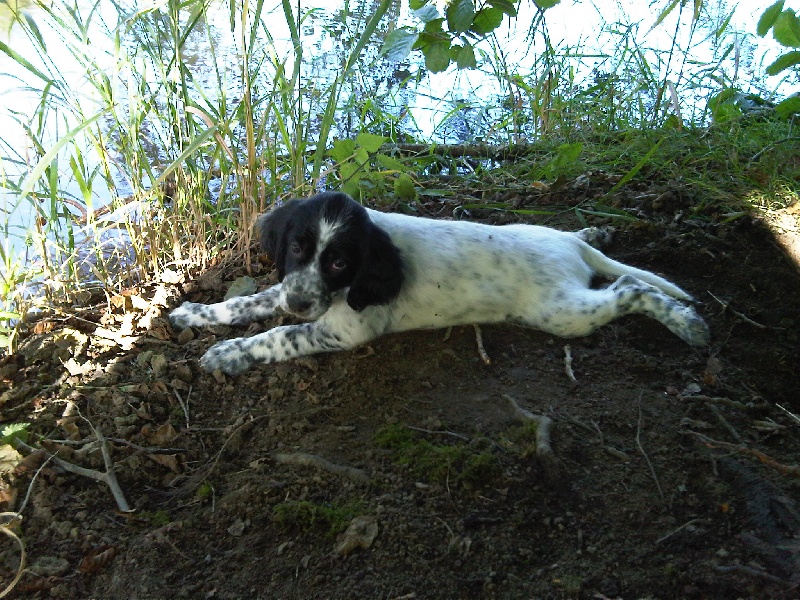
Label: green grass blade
xmin=17 ymin=110 xmax=106 ymax=202
xmin=155 ymin=125 xmax=219 ymax=186
xmin=0 ymin=39 xmax=52 ymax=83
xmin=605 ymin=137 xmax=665 ymax=196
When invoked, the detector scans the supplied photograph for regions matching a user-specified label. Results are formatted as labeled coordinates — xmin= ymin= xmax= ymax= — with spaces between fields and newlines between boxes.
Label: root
xmin=502 ymin=394 xmax=557 ymax=473
xmin=272 ymin=452 xmax=369 ymax=483
xmin=708 ymin=291 xmax=771 ymax=330
xmin=563 ymin=345 xmax=577 ymax=382
xmin=688 ymin=431 xmax=800 ymax=479
xmin=473 ymin=325 xmax=491 ymax=365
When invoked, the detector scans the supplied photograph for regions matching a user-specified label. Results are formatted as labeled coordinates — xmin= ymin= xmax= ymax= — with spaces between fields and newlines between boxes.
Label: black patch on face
xmin=257 ymin=192 xmax=404 ymax=310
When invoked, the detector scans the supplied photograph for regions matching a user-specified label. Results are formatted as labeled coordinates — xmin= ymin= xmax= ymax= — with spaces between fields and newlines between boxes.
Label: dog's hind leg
xmin=533 ymin=275 xmax=709 ymax=346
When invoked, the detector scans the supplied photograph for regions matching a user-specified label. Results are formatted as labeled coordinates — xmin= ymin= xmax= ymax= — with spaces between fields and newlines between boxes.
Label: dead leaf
xmin=704 ymin=356 xmax=723 ymax=387
xmin=0 ymin=445 xmax=23 ymax=474
xmin=110 ymin=294 xmax=130 ymax=310
xmin=79 ymin=546 xmax=117 ymax=573
xmin=147 ymin=423 xmax=178 ymax=446
xmin=148 ymin=453 xmax=180 ymax=472
xmin=130 ymin=294 xmax=151 ymax=312
xmin=159 ymin=269 xmax=183 ymax=285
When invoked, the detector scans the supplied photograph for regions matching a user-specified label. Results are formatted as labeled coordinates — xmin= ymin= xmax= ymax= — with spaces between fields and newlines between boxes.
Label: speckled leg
xmin=169 ymin=286 xmax=282 ymax=329
xmin=199 ymin=322 xmax=347 ymax=375
xmin=535 ymin=275 xmax=709 ymax=346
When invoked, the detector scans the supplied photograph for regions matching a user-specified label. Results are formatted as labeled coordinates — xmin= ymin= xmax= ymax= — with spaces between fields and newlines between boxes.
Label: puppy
xmin=169 ymin=191 xmax=709 ymax=375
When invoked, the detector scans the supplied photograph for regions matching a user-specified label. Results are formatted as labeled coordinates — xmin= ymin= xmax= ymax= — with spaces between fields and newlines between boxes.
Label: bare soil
xmin=1 ymin=184 xmax=799 ymax=599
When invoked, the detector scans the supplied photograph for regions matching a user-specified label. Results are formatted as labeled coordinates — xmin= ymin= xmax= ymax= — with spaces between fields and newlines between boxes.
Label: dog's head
xmin=257 ymin=192 xmax=404 ymax=319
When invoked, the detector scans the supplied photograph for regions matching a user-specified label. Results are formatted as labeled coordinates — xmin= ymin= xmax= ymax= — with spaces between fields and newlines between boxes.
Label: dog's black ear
xmin=347 ymin=224 xmax=404 ymax=311
xmin=257 ymin=201 xmax=300 ymax=281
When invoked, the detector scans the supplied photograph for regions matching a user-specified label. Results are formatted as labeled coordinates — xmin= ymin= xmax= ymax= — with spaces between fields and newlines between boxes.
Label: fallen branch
xmin=9 ymin=428 xmax=131 ymax=512
xmin=272 ymin=452 xmax=369 ymax=483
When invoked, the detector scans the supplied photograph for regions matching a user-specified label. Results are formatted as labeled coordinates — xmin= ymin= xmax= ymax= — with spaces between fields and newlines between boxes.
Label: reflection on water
xmin=0 ymin=0 xmax=788 ymax=286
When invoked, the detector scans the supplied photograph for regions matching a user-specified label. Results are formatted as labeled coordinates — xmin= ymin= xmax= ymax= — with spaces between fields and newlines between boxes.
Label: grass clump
xmin=272 ymin=500 xmax=362 ymax=538
xmin=374 ymin=424 xmax=501 ymax=488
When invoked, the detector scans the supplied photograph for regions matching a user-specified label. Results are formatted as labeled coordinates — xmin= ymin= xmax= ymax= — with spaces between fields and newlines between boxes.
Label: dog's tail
xmin=579 ymin=243 xmax=694 ymax=301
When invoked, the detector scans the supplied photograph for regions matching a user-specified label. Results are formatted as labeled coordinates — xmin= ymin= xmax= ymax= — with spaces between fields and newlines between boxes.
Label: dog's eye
xmin=290 ymin=242 xmax=302 ymax=257
xmin=330 ymin=258 xmax=347 ymax=272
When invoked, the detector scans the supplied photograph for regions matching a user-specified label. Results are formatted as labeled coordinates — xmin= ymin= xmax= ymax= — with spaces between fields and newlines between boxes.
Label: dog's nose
xmin=285 ymin=294 xmax=313 ymax=314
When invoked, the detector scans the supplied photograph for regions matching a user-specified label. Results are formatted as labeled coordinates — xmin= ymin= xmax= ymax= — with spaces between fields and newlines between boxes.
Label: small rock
xmin=334 ymin=516 xmax=378 ymax=556
xmin=29 ymin=556 xmax=70 ymax=577
xmin=150 ymin=354 xmax=168 ymax=378
xmin=227 ymin=519 xmax=246 ymax=537
xmin=177 ymin=328 xmax=195 ymax=345
xmin=173 ymin=364 xmax=193 ymax=382
xmin=224 ymin=276 xmax=258 ymax=300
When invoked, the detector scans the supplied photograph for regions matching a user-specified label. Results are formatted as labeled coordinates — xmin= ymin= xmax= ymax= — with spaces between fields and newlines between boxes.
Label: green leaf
xmin=329 ymin=139 xmax=356 ymax=163
xmin=409 ymin=0 xmax=429 ymax=9
xmin=356 ymin=132 xmax=388 ymax=153
xmin=773 ymin=10 xmax=800 ymax=47
xmin=354 ymin=147 xmax=370 ymax=165
xmin=758 ymin=0 xmax=785 ymax=37
xmin=766 ymin=50 xmax=800 ymax=75
xmin=376 ymin=153 xmax=407 ymax=171
xmin=224 ymin=276 xmax=257 ymax=300
xmin=775 ymin=95 xmax=800 ymax=119
xmin=471 ymin=7 xmax=504 ymax=35
xmin=533 ymin=0 xmax=560 ymax=8
xmin=413 ymin=4 xmax=440 ymax=23
xmin=0 ymin=423 xmax=30 ymax=446
xmin=381 ymin=28 xmax=419 ymax=63
xmin=423 ymin=42 xmax=451 ymax=72
xmin=423 ymin=18 xmax=446 ymax=34
xmin=394 ymin=173 xmax=417 ymax=200
xmin=489 ymin=0 xmax=517 ymax=17
xmin=446 ymin=0 xmax=475 ymax=34
xmin=455 ymin=44 xmax=477 ymax=69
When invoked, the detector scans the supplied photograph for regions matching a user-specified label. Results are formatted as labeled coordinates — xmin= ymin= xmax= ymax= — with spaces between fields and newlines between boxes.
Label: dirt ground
xmin=1 ymin=181 xmax=799 ymax=599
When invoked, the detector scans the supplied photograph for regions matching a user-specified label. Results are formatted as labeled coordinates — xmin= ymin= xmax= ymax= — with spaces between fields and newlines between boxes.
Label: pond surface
xmin=0 ymin=0 xmax=787 ymax=270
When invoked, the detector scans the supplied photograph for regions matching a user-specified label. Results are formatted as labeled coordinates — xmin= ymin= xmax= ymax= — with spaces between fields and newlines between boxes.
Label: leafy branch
xmin=381 ymin=0 xmax=561 ymax=73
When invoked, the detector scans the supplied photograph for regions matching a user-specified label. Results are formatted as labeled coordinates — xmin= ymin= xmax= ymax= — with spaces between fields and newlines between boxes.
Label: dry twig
xmin=406 ymin=426 xmax=470 ymax=442
xmin=636 ymin=393 xmax=664 ymax=500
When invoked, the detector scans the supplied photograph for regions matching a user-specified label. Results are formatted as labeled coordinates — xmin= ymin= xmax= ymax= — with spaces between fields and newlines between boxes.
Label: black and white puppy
xmin=169 ymin=191 xmax=709 ymax=375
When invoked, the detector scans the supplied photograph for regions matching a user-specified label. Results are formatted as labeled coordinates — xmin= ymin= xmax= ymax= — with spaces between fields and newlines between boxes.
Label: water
xmin=0 ymin=0 xmax=793 ymax=279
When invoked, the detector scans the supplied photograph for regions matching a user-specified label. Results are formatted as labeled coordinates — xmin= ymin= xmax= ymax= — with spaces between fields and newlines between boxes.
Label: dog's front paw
xmin=169 ymin=302 xmax=214 ymax=329
xmin=199 ymin=339 xmax=255 ymax=375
